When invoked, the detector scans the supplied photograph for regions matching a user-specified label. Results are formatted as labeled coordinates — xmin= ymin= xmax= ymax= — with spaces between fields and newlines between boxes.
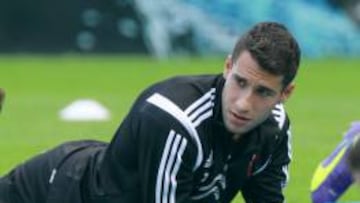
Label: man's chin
xmin=225 ymin=122 xmax=251 ymax=135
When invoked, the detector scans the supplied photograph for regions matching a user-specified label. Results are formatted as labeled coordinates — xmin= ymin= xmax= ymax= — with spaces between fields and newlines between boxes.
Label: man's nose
xmin=235 ymin=90 xmax=253 ymax=113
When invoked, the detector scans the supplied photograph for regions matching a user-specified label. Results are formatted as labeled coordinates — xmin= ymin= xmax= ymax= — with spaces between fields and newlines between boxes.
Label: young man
xmin=311 ymin=122 xmax=360 ymax=203
xmin=0 ymin=22 xmax=301 ymax=203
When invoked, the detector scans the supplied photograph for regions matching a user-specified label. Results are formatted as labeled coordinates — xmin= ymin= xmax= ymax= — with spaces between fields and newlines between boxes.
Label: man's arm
xmin=137 ymin=111 xmax=198 ymax=203
xmin=134 ymin=93 xmax=201 ymax=203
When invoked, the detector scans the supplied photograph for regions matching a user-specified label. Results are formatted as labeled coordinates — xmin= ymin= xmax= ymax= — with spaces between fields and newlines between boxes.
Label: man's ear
xmin=280 ymin=83 xmax=295 ymax=103
xmin=223 ymin=55 xmax=233 ymax=78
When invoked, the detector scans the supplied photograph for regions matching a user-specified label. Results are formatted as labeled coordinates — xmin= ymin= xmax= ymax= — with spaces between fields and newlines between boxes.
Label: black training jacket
xmin=86 ymin=74 xmax=292 ymax=203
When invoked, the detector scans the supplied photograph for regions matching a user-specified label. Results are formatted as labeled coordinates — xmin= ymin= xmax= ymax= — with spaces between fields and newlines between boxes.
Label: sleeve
xmin=135 ymin=101 xmax=199 ymax=203
xmin=241 ymin=119 xmax=292 ymax=203
xmin=310 ymin=122 xmax=360 ymax=203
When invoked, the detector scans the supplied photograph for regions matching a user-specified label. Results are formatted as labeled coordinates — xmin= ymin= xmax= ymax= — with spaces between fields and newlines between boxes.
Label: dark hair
xmin=347 ymin=136 xmax=360 ymax=172
xmin=231 ymin=22 xmax=301 ymax=87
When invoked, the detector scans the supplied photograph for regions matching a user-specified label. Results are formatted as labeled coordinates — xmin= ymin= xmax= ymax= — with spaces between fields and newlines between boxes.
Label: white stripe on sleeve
xmin=147 ymin=93 xmax=203 ymax=170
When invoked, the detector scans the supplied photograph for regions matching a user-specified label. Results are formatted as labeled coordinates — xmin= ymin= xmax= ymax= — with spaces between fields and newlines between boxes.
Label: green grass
xmin=0 ymin=55 xmax=359 ymax=202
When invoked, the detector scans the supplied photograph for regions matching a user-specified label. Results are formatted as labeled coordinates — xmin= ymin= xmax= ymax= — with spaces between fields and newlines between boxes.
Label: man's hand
xmin=0 ymin=88 xmax=5 ymax=112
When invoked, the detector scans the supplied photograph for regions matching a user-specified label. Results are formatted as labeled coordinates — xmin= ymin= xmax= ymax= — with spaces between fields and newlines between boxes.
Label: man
xmin=311 ymin=122 xmax=360 ymax=203
xmin=0 ymin=22 xmax=301 ymax=203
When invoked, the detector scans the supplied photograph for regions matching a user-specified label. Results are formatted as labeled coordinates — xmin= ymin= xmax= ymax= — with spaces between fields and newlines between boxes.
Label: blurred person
xmin=0 ymin=88 xmax=4 ymax=112
xmin=133 ymin=0 xmax=236 ymax=58
xmin=0 ymin=21 xmax=301 ymax=203
xmin=311 ymin=121 xmax=360 ymax=203
xmin=348 ymin=124 xmax=360 ymax=183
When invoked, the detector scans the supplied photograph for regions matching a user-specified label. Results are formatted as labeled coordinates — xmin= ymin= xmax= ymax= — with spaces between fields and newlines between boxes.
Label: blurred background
xmin=0 ymin=0 xmax=360 ymax=202
xmin=0 ymin=0 xmax=359 ymax=57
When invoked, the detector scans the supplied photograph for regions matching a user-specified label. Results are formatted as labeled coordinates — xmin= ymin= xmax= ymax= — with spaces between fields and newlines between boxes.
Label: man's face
xmin=221 ymin=51 xmax=294 ymax=136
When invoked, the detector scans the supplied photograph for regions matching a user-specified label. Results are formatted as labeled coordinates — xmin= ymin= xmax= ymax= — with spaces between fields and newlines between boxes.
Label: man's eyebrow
xmin=232 ymin=72 xmax=247 ymax=81
xmin=256 ymin=85 xmax=277 ymax=94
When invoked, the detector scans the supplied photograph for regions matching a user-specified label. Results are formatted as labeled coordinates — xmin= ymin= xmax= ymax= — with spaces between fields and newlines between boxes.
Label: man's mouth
xmin=229 ymin=111 xmax=251 ymax=124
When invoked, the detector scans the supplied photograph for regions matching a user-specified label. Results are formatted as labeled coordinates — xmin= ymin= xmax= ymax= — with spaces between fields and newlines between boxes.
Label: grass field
xmin=0 ymin=55 xmax=359 ymax=202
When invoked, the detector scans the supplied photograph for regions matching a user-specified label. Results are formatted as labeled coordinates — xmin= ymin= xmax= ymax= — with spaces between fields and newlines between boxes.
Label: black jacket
xmin=88 ymin=74 xmax=292 ymax=203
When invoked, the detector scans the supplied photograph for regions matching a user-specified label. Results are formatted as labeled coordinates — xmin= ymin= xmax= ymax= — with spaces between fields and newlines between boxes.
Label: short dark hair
xmin=347 ymin=136 xmax=360 ymax=172
xmin=231 ymin=22 xmax=301 ymax=87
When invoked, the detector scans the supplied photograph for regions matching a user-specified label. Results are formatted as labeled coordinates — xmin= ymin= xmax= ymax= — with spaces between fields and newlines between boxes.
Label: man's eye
xmin=234 ymin=77 xmax=246 ymax=87
xmin=257 ymin=88 xmax=274 ymax=97
xmin=238 ymin=80 xmax=246 ymax=87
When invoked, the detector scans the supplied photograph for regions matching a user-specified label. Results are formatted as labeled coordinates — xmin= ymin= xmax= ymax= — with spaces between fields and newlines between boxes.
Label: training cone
xmin=59 ymin=99 xmax=110 ymax=121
